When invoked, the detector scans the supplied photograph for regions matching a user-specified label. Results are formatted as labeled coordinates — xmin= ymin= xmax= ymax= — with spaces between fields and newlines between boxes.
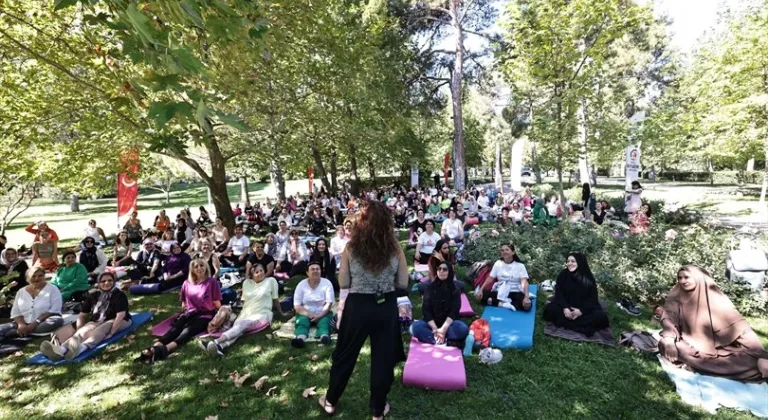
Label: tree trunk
xmin=556 ymin=96 xmax=567 ymax=216
xmin=208 ymin=139 xmax=236 ymax=231
xmin=494 ymin=143 xmax=503 ymax=190
xmin=270 ymin=139 xmax=286 ymax=200
xmin=310 ymin=144 xmax=333 ymax=193
xmin=164 ymin=188 xmax=171 ymax=205
xmin=449 ymin=0 xmax=467 ymax=191
xmin=368 ymin=158 xmax=376 ymax=186
xmin=330 ymin=145 xmax=338 ymax=195
xmin=747 ymin=158 xmax=755 ymax=172
xmin=240 ymin=176 xmax=249 ymax=204
xmin=577 ymin=101 xmax=591 ymax=185
xmin=349 ymin=144 xmax=360 ymax=197
xmin=70 ymin=193 xmax=80 ymax=212
xmin=207 ymin=186 xmax=212 ymax=207
xmin=531 ymin=143 xmax=542 ymax=184
xmin=510 ymin=135 xmax=525 ymax=193
xmin=759 ymin=137 xmax=768 ymax=219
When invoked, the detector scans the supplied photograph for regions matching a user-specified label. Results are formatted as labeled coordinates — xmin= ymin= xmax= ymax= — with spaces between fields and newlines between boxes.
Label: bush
xmin=655 ymin=170 xmax=764 ymax=184
xmin=463 ymin=221 xmax=767 ymax=316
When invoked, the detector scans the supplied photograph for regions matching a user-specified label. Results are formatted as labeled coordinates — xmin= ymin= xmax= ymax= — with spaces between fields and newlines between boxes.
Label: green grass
xmin=1 ymin=229 xmax=767 ymax=418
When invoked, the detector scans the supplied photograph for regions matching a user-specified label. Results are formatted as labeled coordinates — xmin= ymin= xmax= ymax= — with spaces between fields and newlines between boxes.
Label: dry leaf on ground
xmin=204 ymin=416 xmax=218 ymax=420
xmin=310 ymin=354 xmax=319 ymax=361
xmin=302 ymin=386 xmax=317 ymax=398
xmin=281 ymin=369 xmax=290 ymax=377
xmin=199 ymin=378 xmax=213 ymax=385
xmin=209 ymin=369 xmax=218 ymax=375
xmin=266 ymin=386 xmax=278 ymax=396
xmin=252 ymin=375 xmax=269 ymax=391
xmin=231 ymin=372 xmax=251 ymax=387
xmin=219 ymin=401 xmax=229 ymax=408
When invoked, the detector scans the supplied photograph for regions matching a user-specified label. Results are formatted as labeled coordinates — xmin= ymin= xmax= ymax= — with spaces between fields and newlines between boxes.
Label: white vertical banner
xmin=625 ymin=145 xmax=641 ymax=189
xmin=411 ymin=163 xmax=419 ymax=187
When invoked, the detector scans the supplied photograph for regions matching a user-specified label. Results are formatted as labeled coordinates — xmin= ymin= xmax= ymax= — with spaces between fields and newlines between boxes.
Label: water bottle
xmin=463 ymin=333 xmax=475 ymax=356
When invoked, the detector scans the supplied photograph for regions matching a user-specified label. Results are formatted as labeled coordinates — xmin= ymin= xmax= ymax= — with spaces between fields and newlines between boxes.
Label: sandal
xmin=373 ymin=402 xmax=391 ymax=419
xmin=135 ymin=347 xmax=155 ymax=364
xmin=318 ymin=395 xmax=335 ymax=416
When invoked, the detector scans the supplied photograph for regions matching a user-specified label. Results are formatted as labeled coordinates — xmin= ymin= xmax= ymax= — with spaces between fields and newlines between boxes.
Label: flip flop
xmin=318 ymin=395 xmax=335 ymax=416
xmin=373 ymin=402 xmax=391 ymax=419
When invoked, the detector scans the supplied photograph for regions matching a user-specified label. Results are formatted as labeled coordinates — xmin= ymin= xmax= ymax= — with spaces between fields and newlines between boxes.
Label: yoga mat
xmin=544 ymin=324 xmax=615 ymax=346
xmin=414 ymin=264 xmax=430 ymax=273
xmin=26 ymin=312 xmax=154 ymax=365
xmin=459 ymin=293 xmax=475 ymax=317
xmin=128 ymin=283 xmax=182 ymax=295
xmin=151 ymin=313 xmax=269 ymax=338
xmin=658 ymin=355 xmax=768 ymax=418
xmin=480 ymin=284 xmax=537 ymax=349
xmin=403 ymin=338 xmax=466 ymax=391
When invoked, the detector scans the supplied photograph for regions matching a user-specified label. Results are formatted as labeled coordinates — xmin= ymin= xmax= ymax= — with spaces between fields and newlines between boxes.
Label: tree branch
xmin=462 ymin=29 xmax=495 ymax=41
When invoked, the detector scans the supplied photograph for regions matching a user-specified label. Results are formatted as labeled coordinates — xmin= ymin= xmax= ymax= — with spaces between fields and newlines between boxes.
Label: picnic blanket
xmin=26 ymin=312 xmax=154 ymax=365
xmin=544 ymin=324 xmax=615 ymax=346
xmin=658 ymin=355 xmax=768 ymax=418
xmin=480 ymin=285 xmax=537 ymax=349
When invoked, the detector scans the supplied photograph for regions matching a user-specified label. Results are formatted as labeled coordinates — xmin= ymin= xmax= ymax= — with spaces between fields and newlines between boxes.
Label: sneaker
xmin=40 ymin=341 xmax=65 ymax=361
xmin=320 ymin=335 xmax=331 ymax=346
xmin=479 ymin=348 xmax=503 ymax=365
xmin=198 ymin=340 xmax=210 ymax=352
xmin=617 ymin=298 xmax=641 ymax=316
xmin=65 ymin=344 xmax=86 ymax=360
xmin=540 ymin=280 xmax=554 ymax=292
xmin=291 ymin=338 xmax=306 ymax=349
xmin=207 ymin=341 xmax=224 ymax=357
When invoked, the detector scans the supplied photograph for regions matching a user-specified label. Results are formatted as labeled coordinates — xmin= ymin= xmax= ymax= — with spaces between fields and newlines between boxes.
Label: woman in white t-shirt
xmin=291 ymin=261 xmax=335 ymax=347
xmin=440 ymin=209 xmax=464 ymax=244
xmin=474 ymin=243 xmax=532 ymax=312
xmin=201 ymin=264 xmax=284 ymax=356
xmin=415 ymin=220 xmax=441 ymax=264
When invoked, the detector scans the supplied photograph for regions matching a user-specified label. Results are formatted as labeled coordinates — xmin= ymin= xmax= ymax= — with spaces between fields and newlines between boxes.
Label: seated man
xmin=542 ymin=253 xmax=609 ymax=336
xmin=291 ymin=261 xmax=335 ymax=348
xmin=40 ymin=272 xmax=132 ymax=361
xmin=411 ymin=262 xmax=469 ymax=347
xmin=658 ymin=265 xmax=768 ymax=381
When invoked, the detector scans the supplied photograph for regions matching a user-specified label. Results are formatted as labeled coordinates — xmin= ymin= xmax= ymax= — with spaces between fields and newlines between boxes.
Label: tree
xmin=140 ymin=154 xmax=198 ymax=204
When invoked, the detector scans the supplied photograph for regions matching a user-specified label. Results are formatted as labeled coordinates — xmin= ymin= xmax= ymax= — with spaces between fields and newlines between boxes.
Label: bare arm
xmin=396 ymin=249 xmax=408 ymax=290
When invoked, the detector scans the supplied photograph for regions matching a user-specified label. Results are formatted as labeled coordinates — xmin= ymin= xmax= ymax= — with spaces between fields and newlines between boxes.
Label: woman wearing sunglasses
xmin=40 ymin=272 xmax=132 ymax=361
xmin=410 ymin=262 xmax=468 ymax=347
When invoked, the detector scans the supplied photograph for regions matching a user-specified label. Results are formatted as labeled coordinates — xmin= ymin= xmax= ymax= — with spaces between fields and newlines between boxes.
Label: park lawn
xmin=1 ymin=230 xmax=767 ymax=420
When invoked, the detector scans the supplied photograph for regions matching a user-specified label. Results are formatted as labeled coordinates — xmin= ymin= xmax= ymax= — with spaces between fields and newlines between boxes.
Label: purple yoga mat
xmin=151 ymin=314 xmax=269 ymax=338
xmin=459 ymin=293 xmax=475 ymax=317
xmin=403 ymin=338 xmax=466 ymax=391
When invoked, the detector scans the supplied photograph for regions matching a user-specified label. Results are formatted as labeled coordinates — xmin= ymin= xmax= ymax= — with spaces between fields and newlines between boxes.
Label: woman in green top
xmin=532 ymin=199 xmax=549 ymax=226
xmin=426 ymin=198 xmax=442 ymax=218
xmin=52 ymin=250 xmax=90 ymax=301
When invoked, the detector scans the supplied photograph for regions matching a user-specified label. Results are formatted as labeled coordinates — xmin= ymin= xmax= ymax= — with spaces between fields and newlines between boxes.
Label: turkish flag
xmin=117 ymin=150 xmax=139 ymax=217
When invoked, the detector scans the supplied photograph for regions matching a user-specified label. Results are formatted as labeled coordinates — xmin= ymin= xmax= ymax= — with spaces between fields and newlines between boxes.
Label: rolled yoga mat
xmin=480 ymin=284 xmax=537 ymax=349
xmin=402 ymin=337 xmax=466 ymax=391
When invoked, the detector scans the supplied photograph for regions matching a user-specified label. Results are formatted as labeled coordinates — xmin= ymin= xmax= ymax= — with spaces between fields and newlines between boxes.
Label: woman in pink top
xmin=137 ymin=259 xmax=222 ymax=363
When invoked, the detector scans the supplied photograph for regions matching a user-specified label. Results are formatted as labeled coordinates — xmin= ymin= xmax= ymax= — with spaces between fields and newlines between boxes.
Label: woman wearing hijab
xmin=658 ymin=265 xmax=768 ymax=381
xmin=0 ymin=248 xmax=29 ymax=295
xmin=411 ymin=262 xmax=469 ymax=347
xmin=264 ymin=233 xmax=279 ymax=259
xmin=310 ymin=238 xmax=338 ymax=292
xmin=40 ymin=272 xmax=132 ymax=361
xmin=78 ymin=237 xmax=108 ymax=284
xmin=542 ymin=253 xmax=610 ymax=336
xmin=0 ymin=267 xmax=63 ymax=343
xmin=532 ymin=199 xmax=548 ymax=226
xmin=129 ymin=243 xmax=191 ymax=294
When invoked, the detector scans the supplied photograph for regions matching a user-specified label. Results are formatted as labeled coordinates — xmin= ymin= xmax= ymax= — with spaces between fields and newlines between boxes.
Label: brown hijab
xmin=661 ymin=265 xmax=749 ymax=356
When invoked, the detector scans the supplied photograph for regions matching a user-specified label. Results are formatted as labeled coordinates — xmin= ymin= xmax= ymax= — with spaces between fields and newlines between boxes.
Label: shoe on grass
xmin=320 ymin=335 xmax=331 ymax=346
xmin=207 ymin=341 xmax=224 ymax=357
xmin=40 ymin=341 xmax=65 ymax=361
xmin=198 ymin=340 xmax=209 ymax=352
xmin=617 ymin=298 xmax=641 ymax=316
xmin=291 ymin=337 xmax=306 ymax=349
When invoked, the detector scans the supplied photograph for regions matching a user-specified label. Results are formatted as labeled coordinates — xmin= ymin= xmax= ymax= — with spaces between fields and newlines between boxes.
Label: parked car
xmin=521 ymin=167 xmax=532 ymax=177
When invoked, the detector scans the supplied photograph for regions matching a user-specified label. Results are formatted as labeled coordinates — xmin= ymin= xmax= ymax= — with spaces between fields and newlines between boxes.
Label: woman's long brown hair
xmin=347 ymin=200 xmax=400 ymax=274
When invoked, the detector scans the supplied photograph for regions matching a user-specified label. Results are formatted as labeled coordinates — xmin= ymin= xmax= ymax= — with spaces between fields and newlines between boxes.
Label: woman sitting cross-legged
xmin=658 ymin=265 xmax=768 ymax=381
xmin=414 ymin=220 xmax=440 ymax=265
xmin=542 ymin=253 xmax=610 ymax=336
xmin=52 ymin=250 xmax=90 ymax=302
xmin=276 ymin=230 xmax=309 ymax=277
xmin=410 ymin=262 xmax=469 ymax=347
xmin=474 ymin=243 xmax=532 ymax=312
xmin=129 ymin=243 xmax=191 ymax=294
xmin=78 ymin=237 xmax=108 ymax=284
xmin=136 ymin=259 xmax=222 ymax=363
xmin=40 ymin=272 xmax=132 ymax=361
xmin=310 ymin=238 xmax=338 ymax=293
xmin=200 ymin=263 xmax=285 ymax=357
xmin=0 ymin=267 xmax=64 ymax=343
xmin=291 ymin=261 xmax=335 ymax=348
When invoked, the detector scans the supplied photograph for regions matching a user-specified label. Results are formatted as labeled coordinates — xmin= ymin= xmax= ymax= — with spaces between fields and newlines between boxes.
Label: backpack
xmin=469 ymin=318 xmax=491 ymax=348
xmin=619 ymin=331 xmax=658 ymax=354
xmin=466 ymin=260 xmax=492 ymax=283
xmin=472 ymin=266 xmax=494 ymax=291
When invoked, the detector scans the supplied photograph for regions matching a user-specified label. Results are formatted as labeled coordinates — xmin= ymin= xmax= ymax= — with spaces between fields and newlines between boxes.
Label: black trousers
xmin=279 ymin=260 xmax=308 ymax=277
xmin=415 ymin=252 xmax=431 ymax=265
xmin=327 ymin=292 xmax=404 ymax=416
xmin=220 ymin=254 xmax=247 ymax=268
xmin=543 ymin=302 xmax=609 ymax=336
xmin=482 ymin=291 xmax=532 ymax=311
xmin=158 ymin=312 xmax=211 ymax=346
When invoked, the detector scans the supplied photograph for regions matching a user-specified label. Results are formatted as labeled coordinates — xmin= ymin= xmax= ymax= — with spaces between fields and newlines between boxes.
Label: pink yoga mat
xmin=414 ymin=264 xmax=429 ymax=273
xmin=464 ymin=217 xmax=479 ymax=226
xmin=151 ymin=314 xmax=269 ymax=338
xmin=459 ymin=293 xmax=475 ymax=317
xmin=403 ymin=338 xmax=466 ymax=391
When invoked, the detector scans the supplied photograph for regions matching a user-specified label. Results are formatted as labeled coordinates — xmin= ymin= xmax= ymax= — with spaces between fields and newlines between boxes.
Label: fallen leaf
xmin=281 ymin=369 xmax=290 ymax=377
xmin=231 ymin=372 xmax=251 ymax=387
xmin=12 ymin=351 xmax=23 ymax=358
xmin=219 ymin=401 xmax=229 ymax=408
xmin=288 ymin=356 xmax=295 ymax=361
xmin=209 ymin=369 xmax=218 ymax=376
xmin=266 ymin=386 xmax=278 ymax=396
xmin=302 ymin=386 xmax=317 ymax=398
xmin=252 ymin=345 xmax=262 ymax=353
xmin=252 ymin=375 xmax=268 ymax=390
xmin=310 ymin=354 xmax=319 ymax=362
xmin=204 ymin=416 xmax=218 ymax=420
xmin=266 ymin=334 xmax=273 ymax=340
xmin=215 ymin=378 xmax=224 ymax=383
xmin=199 ymin=378 xmax=212 ymax=385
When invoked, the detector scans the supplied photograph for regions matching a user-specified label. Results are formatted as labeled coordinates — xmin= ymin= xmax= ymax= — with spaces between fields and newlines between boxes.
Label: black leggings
xmin=279 ymin=261 xmax=308 ymax=277
xmin=158 ymin=313 xmax=211 ymax=346
xmin=415 ymin=252 xmax=431 ymax=264
xmin=482 ymin=291 xmax=532 ymax=311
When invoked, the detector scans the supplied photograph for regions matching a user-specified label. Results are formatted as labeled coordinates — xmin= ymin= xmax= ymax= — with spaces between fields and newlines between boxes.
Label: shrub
xmin=463 ymin=221 xmax=767 ymax=316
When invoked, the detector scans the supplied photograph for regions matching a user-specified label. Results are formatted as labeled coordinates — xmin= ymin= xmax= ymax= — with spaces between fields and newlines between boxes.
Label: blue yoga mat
xmin=26 ymin=312 xmax=154 ymax=365
xmin=481 ymin=285 xmax=537 ymax=349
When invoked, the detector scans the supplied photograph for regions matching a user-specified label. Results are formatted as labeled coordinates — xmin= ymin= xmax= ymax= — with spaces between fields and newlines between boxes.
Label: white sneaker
xmin=207 ymin=341 xmax=224 ymax=357
xmin=479 ymin=348 xmax=503 ymax=365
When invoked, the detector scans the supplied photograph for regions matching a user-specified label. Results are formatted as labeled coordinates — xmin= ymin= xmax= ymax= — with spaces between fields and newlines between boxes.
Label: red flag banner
xmin=308 ymin=168 xmax=315 ymax=194
xmin=117 ymin=150 xmax=139 ymax=217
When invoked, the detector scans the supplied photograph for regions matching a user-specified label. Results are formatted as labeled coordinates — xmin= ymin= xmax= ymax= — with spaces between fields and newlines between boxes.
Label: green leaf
xmin=214 ymin=110 xmax=250 ymax=132
xmin=196 ymin=100 xmax=213 ymax=135
xmin=148 ymin=102 xmax=177 ymax=129
xmin=124 ymin=2 xmax=156 ymax=47
xmin=180 ymin=1 xmax=205 ymax=28
xmin=54 ymin=0 xmax=79 ymax=11
xmin=169 ymin=48 xmax=205 ymax=74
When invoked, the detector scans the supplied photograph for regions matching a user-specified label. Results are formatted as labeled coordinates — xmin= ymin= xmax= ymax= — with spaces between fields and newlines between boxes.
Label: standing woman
xmin=321 ymin=200 xmax=408 ymax=419
xmin=581 ymin=183 xmax=591 ymax=219
xmin=542 ymin=253 xmax=609 ymax=336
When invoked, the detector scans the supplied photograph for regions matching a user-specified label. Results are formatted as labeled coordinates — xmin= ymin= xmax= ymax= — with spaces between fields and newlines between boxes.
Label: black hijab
xmin=567 ymin=252 xmax=595 ymax=285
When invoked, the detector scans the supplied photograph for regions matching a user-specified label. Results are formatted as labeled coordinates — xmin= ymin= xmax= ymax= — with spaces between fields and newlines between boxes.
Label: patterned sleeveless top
xmin=348 ymin=254 xmax=399 ymax=294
